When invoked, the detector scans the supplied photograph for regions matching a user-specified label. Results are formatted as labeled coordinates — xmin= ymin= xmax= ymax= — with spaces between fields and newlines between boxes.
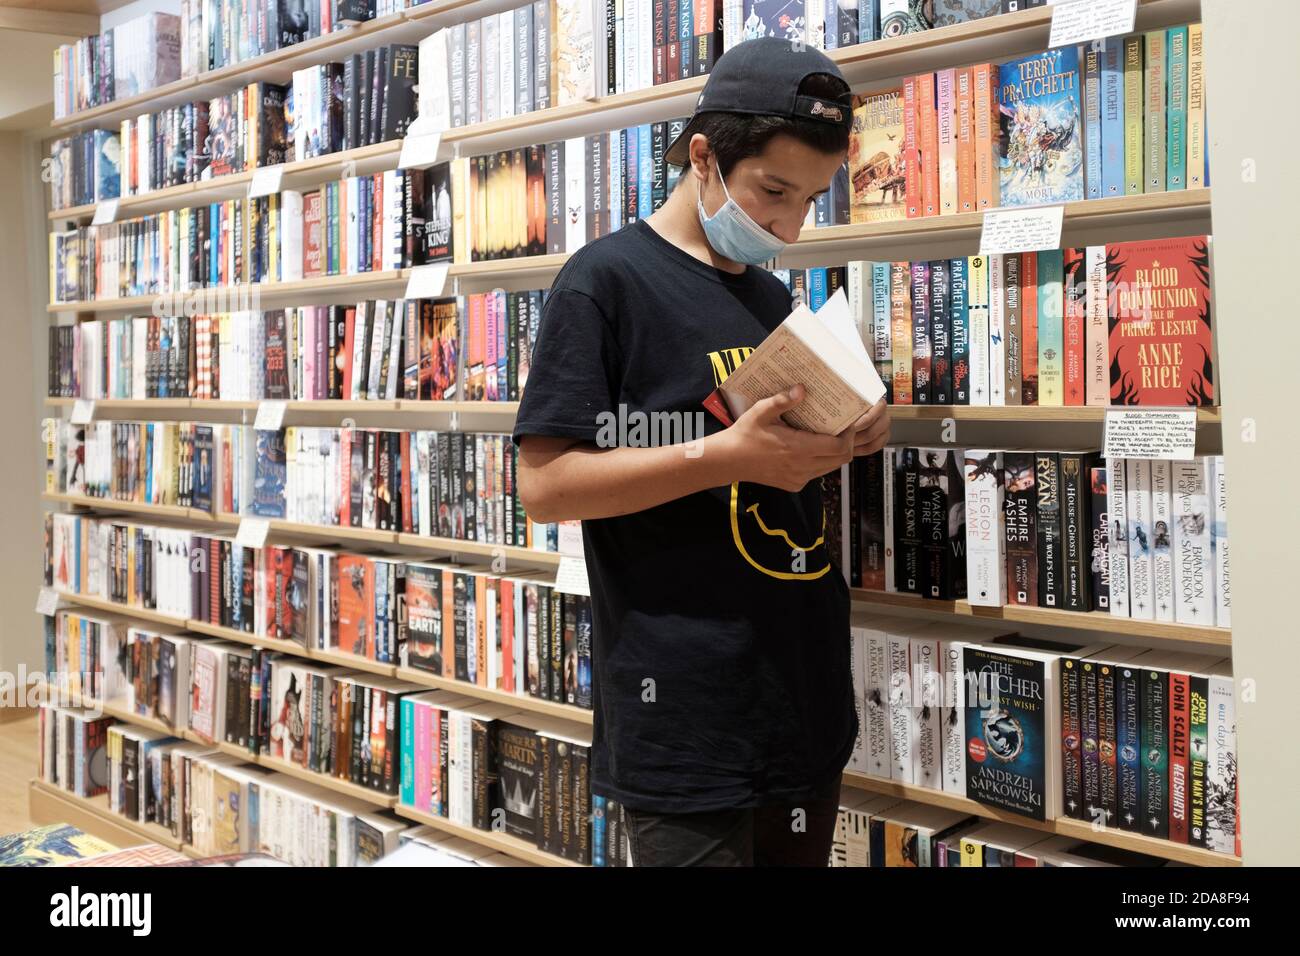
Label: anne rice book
xmin=702 ymin=287 xmax=887 ymax=435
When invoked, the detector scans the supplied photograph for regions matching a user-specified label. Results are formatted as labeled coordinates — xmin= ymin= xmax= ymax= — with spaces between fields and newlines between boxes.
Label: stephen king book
xmin=1107 ymin=235 xmax=1214 ymax=406
xmin=996 ymin=47 xmax=1084 ymax=206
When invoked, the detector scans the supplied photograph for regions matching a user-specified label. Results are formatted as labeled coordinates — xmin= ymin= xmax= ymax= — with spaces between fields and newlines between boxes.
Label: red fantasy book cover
xmin=302 ymin=190 xmax=323 ymax=279
xmin=1107 ymin=236 xmax=1214 ymax=406
xmin=336 ymin=555 xmax=374 ymax=659
xmin=1063 ymin=248 xmax=1087 ymax=406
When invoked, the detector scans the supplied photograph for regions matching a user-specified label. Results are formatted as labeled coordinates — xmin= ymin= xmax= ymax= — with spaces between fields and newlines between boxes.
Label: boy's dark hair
xmin=674 ymin=72 xmax=853 ymax=179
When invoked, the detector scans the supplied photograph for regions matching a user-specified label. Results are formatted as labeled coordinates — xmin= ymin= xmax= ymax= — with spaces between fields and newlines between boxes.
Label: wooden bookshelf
xmin=394 ymin=666 xmax=594 ymax=725
xmin=849 ymin=589 xmax=1233 ymax=649
xmin=52 ymin=589 xmax=190 ymax=629
xmin=44 ymin=491 xmax=193 ymax=522
xmin=841 ymin=771 xmax=1240 ymax=868
xmin=45 ymin=397 xmax=521 ymax=419
xmin=888 ymin=404 xmax=1221 ymax=424
xmin=393 ymin=804 xmax=583 ymax=867
xmin=28 ymin=780 xmax=186 ymax=853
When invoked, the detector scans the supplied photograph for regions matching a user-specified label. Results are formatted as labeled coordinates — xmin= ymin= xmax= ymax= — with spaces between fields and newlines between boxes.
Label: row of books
xmin=850 ymin=26 xmax=1209 ymax=222
xmin=830 ymin=795 xmax=1181 ymax=868
xmin=832 ymin=448 xmax=1232 ymax=628
xmin=45 ymin=517 xmax=592 ymax=707
xmin=49 ymin=288 xmax=541 ymax=404
xmin=842 ymin=619 xmax=1239 ymax=855
xmin=43 ymin=421 xmax=580 ymax=552
xmin=52 ymin=12 xmax=182 ymax=119
xmin=49 ymin=165 xmax=448 ymax=303
xmin=783 ymin=236 xmax=1215 ymax=409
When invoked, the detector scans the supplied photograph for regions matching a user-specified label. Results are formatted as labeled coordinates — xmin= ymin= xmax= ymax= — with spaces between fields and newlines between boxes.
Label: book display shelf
xmin=29 ymin=0 xmax=1293 ymax=869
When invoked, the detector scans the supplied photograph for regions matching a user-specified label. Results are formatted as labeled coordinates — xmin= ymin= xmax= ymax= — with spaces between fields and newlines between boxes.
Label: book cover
xmin=1106 ymin=236 xmax=1214 ymax=406
xmin=848 ymin=87 xmax=905 ymax=223
xmin=996 ymin=47 xmax=1083 ymax=205
xmin=1003 ymin=451 xmax=1037 ymax=606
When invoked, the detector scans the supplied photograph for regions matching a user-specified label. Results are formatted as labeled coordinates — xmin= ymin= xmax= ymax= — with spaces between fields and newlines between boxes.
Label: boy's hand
xmin=849 ymin=397 xmax=891 ymax=457
xmin=721 ymin=384 xmax=859 ymax=492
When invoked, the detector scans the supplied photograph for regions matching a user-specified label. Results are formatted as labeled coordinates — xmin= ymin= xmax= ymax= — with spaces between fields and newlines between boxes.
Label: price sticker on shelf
xmin=248 ymin=164 xmax=285 ymax=199
xmin=236 ymin=518 xmax=271 ymax=550
xmin=254 ymin=400 xmax=288 ymax=431
xmin=1048 ymin=0 xmax=1136 ymax=48
xmin=404 ymin=262 xmax=450 ymax=300
xmin=35 ymin=587 xmax=60 ymax=616
xmin=1103 ymin=409 xmax=1198 ymax=461
xmin=398 ymin=131 xmax=442 ymax=171
xmin=70 ymin=399 xmax=95 ymax=425
xmin=554 ymin=556 xmax=590 ymax=597
xmin=979 ymin=204 xmax=1065 ymax=255
xmin=92 ymin=199 xmax=119 ymax=226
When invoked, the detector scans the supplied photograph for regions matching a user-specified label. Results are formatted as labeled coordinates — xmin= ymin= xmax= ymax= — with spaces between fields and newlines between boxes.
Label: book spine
xmin=1100 ymin=38 xmax=1125 ymax=198
xmin=1089 ymin=463 xmax=1111 ymax=611
xmin=973 ymin=62 xmax=995 ymax=211
xmin=1002 ymin=253 xmax=1021 ymax=405
xmin=1212 ymin=456 xmax=1231 ymax=627
xmin=949 ymin=258 xmax=969 ymax=404
xmin=1188 ymin=673 xmax=1209 ymax=847
xmin=910 ymin=262 xmax=931 ymax=404
xmin=1144 ymin=665 xmax=1175 ymax=837
xmin=1186 ymin=24 xmax=1205 ymax=189
xmin=1099 ymin=662 xmax=1122 ymax=827
xmin=987 ymin=254 xmax=1004 ymax=405
xmin=1150 ymin=460 xmax=1175 ymax=623
xmin=1084 ymin=41 xmax=1103 ymax=200
xmin=1059 ymin=452 xmax=1090 ymax=612
xmin=903 ymin=75 xmax=921 ymax=218
xmin=919 ymin=71 xmax=938 ymax=217
xmin=1020 ymin=249 xmax=1038 ymax=405
xmin=968 ymin=255 xmax=989 ymax=405
xmin=1035 ymin=452 xmax=1063 ymax=609
xmin=1085 ymin=245 xmax=1108 ymax=405
xmin=1206 ymin=674 xmax=1237 ymax=854
xmin=929 ymin=259 xmax=950 ymax=404
xmin=1166 ymin=26 xmax=1188 ymax=191
xmin=889 ymin=261 xmax=912 ymax=404
xmin=1060 ymin=659 xmax=1084 ymax=819
xmin=1143 ymin=30 xmax=1166 ymax=193
xmin=1107 ymin=454 xmax=1132 ymax=618
xmin=1168 ymin=668 xmax=1190 ymax=843
xmin=1126 ymin=458 xmax=1155 ymax=620
xmin=1036 ymin=250 xmax=1064 ymax=406
xmin=1004 ymin=451 xmax=1037 ymax=606
xmin=1063 ymin=247 xmax=1086 ymax=406
xmin=963 ymin=450 xmax=1005 ymax=607
xmin=936 ymin=69 xmax=956 ymax=215
xmin=1123 ymin=36 xmax=1144 ymax=195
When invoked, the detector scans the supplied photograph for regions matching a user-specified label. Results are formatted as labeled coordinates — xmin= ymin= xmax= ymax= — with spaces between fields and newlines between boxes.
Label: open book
xmin=702 ymin=287 xmax=887 ymax=435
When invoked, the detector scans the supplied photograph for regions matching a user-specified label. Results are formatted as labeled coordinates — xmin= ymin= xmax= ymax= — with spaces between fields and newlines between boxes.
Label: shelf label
xmin=1049 ymin=0 xmax=1136 ymax=48
xmin=398 ymin=131 xmax=442 ymax=171
xmin=979 ymin=204 xmax=1065 ymax=255
xmin=91 ymin=199 xmax=119 ymax=226
xmin=554 ymin=556 xmax=590 ymax=597
xmin=404 ymin=262 xmax=450 ymax=300
xmin=236 ymin=518 xmax=271 ymax=550
xmin=1103 ymin=409 xmax=1198 ymax=461
xmin=254 ymin=400 xmax=288 ymax=432
xmin=70 ymin=399 xmax=95 ymax=425
xmin=36 ymin=587 xmax=60 ymax=616
xmin=248 ymin=164 xmax=285 ymax=199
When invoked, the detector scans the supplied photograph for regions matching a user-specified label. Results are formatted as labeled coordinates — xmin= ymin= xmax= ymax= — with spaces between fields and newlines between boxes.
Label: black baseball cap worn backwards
xmin=664 ymin=35 xmax=854 ymax=168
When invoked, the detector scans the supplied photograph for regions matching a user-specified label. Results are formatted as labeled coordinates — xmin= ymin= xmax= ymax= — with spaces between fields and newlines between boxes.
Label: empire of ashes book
xmin=996 ymin=48 xmax=1084 ymax=207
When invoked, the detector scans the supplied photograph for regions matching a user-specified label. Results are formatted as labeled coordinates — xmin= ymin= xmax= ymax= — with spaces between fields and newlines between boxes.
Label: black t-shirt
xmin=513 ymin=218 xmax=856 ymax=814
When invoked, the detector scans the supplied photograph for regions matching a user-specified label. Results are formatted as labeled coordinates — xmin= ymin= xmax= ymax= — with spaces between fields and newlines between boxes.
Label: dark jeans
xmin=623 ymin=778 xmax=842 ymax=867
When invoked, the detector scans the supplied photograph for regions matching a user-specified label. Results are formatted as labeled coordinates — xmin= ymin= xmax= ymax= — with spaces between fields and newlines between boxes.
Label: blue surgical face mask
xmin=697 ymin=167 xmax=787 ymax=266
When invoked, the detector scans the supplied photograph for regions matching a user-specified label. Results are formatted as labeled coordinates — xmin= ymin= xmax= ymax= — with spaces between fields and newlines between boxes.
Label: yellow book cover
xmin=451 ymin=157 xmax=469 ymax=266
xmin=961 ymin=836 xmax=985 ymax=867
xmin=849 ymin=87 xmax=906 ymax=224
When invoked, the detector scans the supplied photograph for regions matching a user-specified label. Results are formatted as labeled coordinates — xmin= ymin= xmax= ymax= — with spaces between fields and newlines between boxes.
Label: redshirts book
xmin=1106 ymin=235 xmax=1214 ymax=406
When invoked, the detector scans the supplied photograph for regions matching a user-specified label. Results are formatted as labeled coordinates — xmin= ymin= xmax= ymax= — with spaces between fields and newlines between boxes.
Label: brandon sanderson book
xmin=1107 ymin=235 xmax=1214 ymax=406
xmin=996 ymin=47 xmax=1083 ymax=206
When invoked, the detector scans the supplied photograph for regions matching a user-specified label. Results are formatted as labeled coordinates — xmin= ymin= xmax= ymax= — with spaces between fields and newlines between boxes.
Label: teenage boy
xmin=515 ymin=37 xmax=891 ymax=866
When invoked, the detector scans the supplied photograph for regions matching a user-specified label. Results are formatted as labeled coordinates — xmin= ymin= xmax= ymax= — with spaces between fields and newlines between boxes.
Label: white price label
xmin=36 ymin=587 xmax=60 ymax=616
xmin=254 ymin=400 xmax=288 ymax=431
xmin=554 ymin=556 xmax=591 ymax=597
xmin=398 ymin=132 xmax=442 ymax=170
xmin=92 ymin=199 xmax=119 ymax=226
xmin=979 ymin=204 xmax=1065 ymax=255
xmin=404 ymin=262 xmax=450 ymax=300
xmin=70 ymin=399 xmax=95 ymax=425
xmin=1049 ymin=0 xmax=1136 ymax=48
xmin=236 ymin=518 xmax=271 ymax=550
xmin=1104 ymin=409 xmax=1198 ymax=461
xmin=248 ymin=164 xmax=285 ymax=199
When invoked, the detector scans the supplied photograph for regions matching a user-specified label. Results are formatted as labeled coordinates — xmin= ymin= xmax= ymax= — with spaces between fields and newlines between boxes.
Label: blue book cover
xmin=996 ymin=47 xmax=1084 ymax=205
xmin=93 ymin=129 xmax=120 ymax=202
xmin=809 ymin=267 xmax=828 ymax=311
xmin=963 ymin=643 xmax=1052 ymax=822
xmin=858 ymin=0 xmax=880 ymax=43
xmin=1100 ymin=38 xmax=1124 ymax=198
xmin=679 ymin=0 xmax=693 ymax=75
xmin=638 ymin=123 xmax=653 ymax=221
xmin=1083 ymin=41 xmax=1103 ymax=199
xmin=252 ymin=429 xmax=287 ymax=518
xmin=949 ymin=257 xmax=969 ymax=404
xmin=624 ymin=126 xmax=638 ymax=222
xmin=1166 ymin=25 xmax=1188 ymax=191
